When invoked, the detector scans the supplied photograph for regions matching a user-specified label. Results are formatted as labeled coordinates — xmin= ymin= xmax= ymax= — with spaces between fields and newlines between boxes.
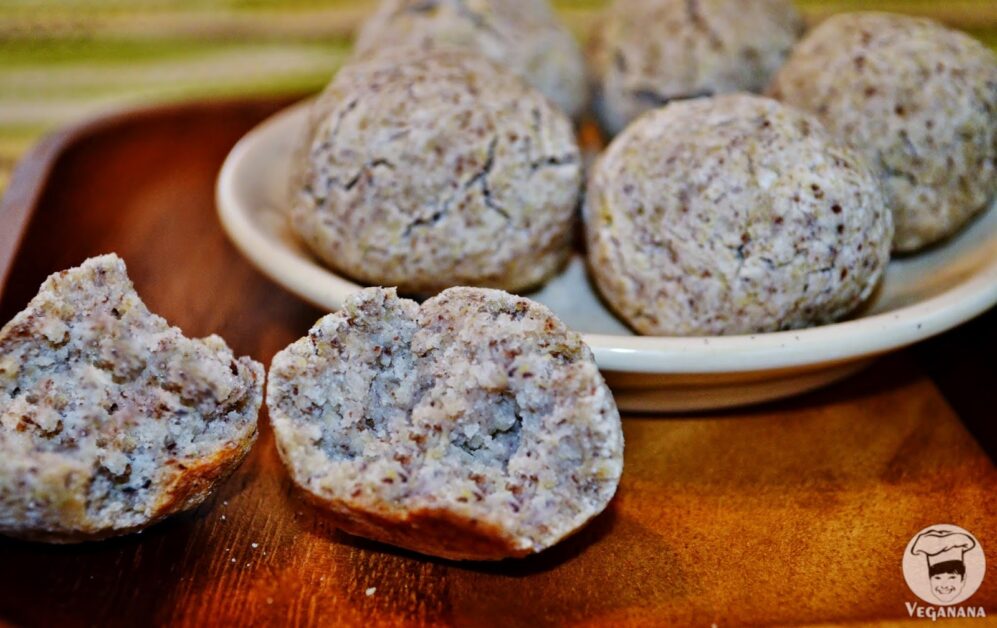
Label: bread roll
xmin=267 ymin=287 xmax=623 ymax=560
xmin=590 ymin=0 xmax=803 ymax=135
xmin=585 ymin=94 xmax=893 ymax=336
xmin=354 ymin=0 xmax=588 ymax=117
xmin=0 ymin=254 xmax=263 ymax=542
xmin=291 ymin=50 xmax=582 ymax=294
xmin=770 ymin=12 xmax=997 ymax=252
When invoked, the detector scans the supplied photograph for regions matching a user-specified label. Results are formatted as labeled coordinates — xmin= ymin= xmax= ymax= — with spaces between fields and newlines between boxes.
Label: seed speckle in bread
xmin=0 ymin=254 xmax=263 ymax=542
xmin=267 ymin=287 xmax=623 ymax=561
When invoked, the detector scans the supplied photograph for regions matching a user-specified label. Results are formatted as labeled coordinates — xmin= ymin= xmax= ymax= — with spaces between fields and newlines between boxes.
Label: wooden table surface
xmin=0 ymin=98 xmax=993 ymax=627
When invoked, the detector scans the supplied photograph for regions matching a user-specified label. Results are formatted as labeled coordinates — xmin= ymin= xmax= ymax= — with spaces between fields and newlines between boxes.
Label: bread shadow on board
xmin=0 ymin=506 xmax=206 ymax=624
xmin=0 ymin=506 xmax=190 ymax=552
xmin=336 ymin=496 xmax=684 ymax=626
xmin=332 ymin=496 xmax=690 ymax=624
xmin=911 ymin=308 xmax=997 ymax=462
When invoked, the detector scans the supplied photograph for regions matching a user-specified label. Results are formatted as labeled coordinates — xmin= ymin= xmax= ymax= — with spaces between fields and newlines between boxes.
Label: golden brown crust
xmin=152 ymin=437 xmax=257 ymax=521
xmin=297 ymin=489 xmax=526 ymax=562
xmin=3 ymin=435 xmax=257 ymax=545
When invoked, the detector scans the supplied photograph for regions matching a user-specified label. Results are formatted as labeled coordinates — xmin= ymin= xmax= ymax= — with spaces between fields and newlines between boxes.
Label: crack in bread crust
xmin=291 ymin=50 xmax=581 ymax=294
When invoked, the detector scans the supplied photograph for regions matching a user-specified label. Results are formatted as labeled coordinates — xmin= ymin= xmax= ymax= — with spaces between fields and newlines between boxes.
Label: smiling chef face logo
xmin=903 ymin=524 xmax=986 ymax=606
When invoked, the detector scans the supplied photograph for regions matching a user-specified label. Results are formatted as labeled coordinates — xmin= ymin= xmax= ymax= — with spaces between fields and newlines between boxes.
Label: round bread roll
xmin=0 ymin=255 xmax=263 ymax=543
xmin=353 ymin=0 xmax=588 ymax=117
xmin=267 ymin=287 xmax=623 ymax=561
xmin=590 ymin=0 xmax=803 ymax=135
xmin=769 ymin=12 xmax=997 ymax=253
xmin=291 ymin=50 xmax=582 ymax=295
xmin=584 ymin=94 xmax=893 ymax=336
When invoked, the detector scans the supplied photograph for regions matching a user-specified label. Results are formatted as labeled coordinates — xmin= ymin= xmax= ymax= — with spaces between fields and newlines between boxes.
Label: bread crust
xmin=3 ymin=443 xmax=252 ymax=544
xmin=300 ymin=491 xmax=525 ymax=561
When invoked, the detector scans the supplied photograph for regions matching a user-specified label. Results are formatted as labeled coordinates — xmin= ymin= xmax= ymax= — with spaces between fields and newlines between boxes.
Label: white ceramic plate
xmin=217 ymin=100 xmax=997 ymax=412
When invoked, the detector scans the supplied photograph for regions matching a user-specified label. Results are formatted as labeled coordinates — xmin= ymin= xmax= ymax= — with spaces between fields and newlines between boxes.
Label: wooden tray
xmin=0 ymin=98 xmax=994 ymax=627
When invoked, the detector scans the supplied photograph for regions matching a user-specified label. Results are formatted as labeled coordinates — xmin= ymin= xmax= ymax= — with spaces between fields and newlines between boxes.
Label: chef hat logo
xmin=903 ymin=524 xmax=986 ymax=606
xmin=912 ymin=530 xmax=976 ymax=567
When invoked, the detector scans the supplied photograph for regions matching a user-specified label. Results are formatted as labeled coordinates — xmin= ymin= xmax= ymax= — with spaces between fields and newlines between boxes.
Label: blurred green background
xmin=1 ymin=0 xmax=995 ymax=191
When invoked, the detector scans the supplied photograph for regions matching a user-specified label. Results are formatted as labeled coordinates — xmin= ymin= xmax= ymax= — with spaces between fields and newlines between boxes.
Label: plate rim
xmin=217 ymin=101 xmax=997 ymax=375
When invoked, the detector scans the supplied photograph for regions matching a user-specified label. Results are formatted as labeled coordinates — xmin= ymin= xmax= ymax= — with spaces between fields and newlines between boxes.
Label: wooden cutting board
xmin=0 ymin=98 xmax=993 ymax=627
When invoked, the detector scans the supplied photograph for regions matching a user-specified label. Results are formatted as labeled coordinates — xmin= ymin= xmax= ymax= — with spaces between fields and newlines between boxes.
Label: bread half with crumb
xmin=0 ymin=254 xmax=264 ymax=543
xmin=267 ymin=287 xmax=623 ymax=561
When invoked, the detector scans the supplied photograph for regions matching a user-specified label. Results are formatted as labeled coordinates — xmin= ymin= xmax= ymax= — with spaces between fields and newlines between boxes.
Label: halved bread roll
xmin=267 ymin=287 xmax=623 ymax=560
xmin=0 ymin=254 xmax=263 ymax=542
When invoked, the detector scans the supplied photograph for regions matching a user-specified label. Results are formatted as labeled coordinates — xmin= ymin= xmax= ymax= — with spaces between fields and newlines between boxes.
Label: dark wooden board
xmin=0 ymin=98 xmax=993 ymax=627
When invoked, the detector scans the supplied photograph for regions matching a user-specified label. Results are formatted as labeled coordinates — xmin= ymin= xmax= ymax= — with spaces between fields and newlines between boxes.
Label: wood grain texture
xmin=0 ymin=99 xmax=994 ymax=627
